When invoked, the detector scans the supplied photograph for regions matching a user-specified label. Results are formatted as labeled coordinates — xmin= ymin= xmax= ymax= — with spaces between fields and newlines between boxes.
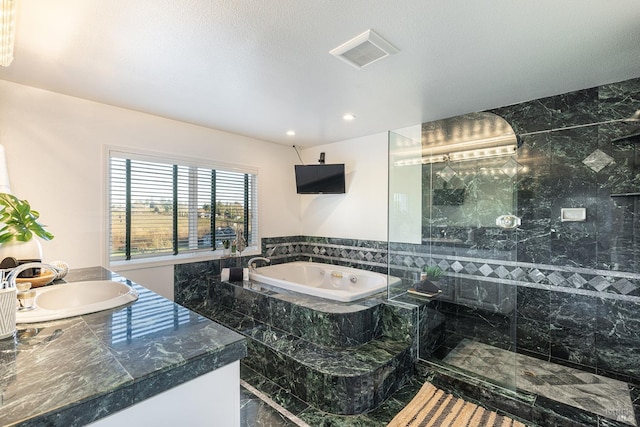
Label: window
xmin=108 ymin=150 xmax=258 ymax=262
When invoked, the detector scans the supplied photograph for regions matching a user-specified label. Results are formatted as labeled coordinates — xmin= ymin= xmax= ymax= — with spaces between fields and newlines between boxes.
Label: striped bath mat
xmin=388 ymin=383 xmax=527 ymax=427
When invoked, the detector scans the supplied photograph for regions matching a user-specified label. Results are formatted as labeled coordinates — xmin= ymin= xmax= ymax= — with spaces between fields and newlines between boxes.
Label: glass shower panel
xmin=388 ymin=113 xmax=521 ymax=392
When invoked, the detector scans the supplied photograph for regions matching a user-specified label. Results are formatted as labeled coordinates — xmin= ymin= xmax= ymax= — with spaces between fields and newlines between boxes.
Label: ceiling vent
xmin=330 ymin=29 xmax=398 ymax=69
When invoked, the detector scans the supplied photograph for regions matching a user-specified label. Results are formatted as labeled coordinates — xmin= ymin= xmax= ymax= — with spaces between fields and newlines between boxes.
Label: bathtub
xmin=249 ymin=261 xmax=394 ymax=302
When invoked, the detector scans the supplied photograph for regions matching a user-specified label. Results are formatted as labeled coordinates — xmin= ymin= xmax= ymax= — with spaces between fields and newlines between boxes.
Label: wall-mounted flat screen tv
xmin=295 ymin=164 xmax=346 ymax=194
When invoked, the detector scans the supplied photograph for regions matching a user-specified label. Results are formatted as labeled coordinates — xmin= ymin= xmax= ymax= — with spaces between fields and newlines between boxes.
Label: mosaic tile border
xmin=391 ymin=250 xmax=640 ymax=301
xmin=262 ymin=237 xmax=640 ymax=302
xmin=264 ymin=240 xmax=388 ymax=270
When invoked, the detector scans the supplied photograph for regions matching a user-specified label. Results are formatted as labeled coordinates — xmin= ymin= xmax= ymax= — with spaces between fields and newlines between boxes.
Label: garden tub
xmin=248 ymin=261 xmax=396 ymax=302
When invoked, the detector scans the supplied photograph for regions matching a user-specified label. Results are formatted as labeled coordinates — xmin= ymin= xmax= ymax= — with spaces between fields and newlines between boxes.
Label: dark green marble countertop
xmin=0 ymin=267 xmax=246 ymax=427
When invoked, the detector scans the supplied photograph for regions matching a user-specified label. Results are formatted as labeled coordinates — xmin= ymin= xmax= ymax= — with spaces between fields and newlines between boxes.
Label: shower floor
xmin=443 ymin=339 xmax=637 ymax=426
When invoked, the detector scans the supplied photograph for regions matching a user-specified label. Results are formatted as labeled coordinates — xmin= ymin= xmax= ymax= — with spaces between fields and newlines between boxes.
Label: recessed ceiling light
xmin=286 ymin=130 xmax=296 ymax=136
xmin=343 ymin=114 xmax=356 ymax=121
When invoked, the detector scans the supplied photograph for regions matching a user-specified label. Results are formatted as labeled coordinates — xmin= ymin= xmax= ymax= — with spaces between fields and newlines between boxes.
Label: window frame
xmin=105 ymin=147 xmax=260 ymax=268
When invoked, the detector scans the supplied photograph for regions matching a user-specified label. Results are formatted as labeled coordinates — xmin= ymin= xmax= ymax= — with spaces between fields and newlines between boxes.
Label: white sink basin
xmin=16 ymin=280 xmax=139 ymax=323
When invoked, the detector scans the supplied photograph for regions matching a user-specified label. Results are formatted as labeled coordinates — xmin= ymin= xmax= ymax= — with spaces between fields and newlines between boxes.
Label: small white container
xmin=0 ymin=286 xmax=17 ymax=340
xmin=17 ymin=281 xmax=36 ymax=310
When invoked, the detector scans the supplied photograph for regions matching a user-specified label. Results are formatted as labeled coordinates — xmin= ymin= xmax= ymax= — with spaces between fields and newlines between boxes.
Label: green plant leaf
xmin=0 ymin=193 xmax=54 ymax=242
xmin=423 ymin=265 xmax=443 ymax=280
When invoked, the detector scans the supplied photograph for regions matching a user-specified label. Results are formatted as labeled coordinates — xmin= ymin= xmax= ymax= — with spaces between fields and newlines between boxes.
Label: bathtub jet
xmin=248 ymin=261 xmax=399 ymax=302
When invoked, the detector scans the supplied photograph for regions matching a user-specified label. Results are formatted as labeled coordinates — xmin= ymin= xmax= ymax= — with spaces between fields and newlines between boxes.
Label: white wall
xmin=0 ymin=80 xmax=398 ymax=295
xmin=298 ymin=133 xmax=388 ymax=242
xmin=0 ymin=80 xmax=301 ymax=293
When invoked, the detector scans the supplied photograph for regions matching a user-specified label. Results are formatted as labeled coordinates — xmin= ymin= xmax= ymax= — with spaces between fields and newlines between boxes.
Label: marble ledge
xmin=0 ymin=266 xmax=247 ymax=427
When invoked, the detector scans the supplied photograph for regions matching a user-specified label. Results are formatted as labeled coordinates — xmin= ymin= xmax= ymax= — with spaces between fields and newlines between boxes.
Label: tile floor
xmin=240 ymin=350 xmax=640 ymax=427
xmin=239 ymin=362 xmax=540 ymax=427
xmin=443 ymin=340 xmax=638 ymax=426
xmin=239 ymin=363 xmax=425 ymax=426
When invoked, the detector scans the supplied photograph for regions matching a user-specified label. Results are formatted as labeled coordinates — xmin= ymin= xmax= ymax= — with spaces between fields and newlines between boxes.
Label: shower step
xmin=196 ymin=302 xmax=415 ymax=415
xmin=422 ymin=361 xmax=638 ymax=427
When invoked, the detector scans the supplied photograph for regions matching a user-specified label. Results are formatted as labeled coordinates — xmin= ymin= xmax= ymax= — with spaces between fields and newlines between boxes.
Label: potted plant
xmin=420 ymin=265 xmax=442 ymax=283
xmin=0 ymin=193 xmax=54 ymax=262
xmin=412 ymin=265 xmax=443 ymax=297
xmin=221 ymin=239 xmax=231 ymax=257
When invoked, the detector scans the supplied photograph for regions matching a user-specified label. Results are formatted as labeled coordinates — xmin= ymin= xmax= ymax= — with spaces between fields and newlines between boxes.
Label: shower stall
xmin=388 ymin=112 xmax=522 ymax=390
xmin=387 ymin=77 xmax=640 ymax=426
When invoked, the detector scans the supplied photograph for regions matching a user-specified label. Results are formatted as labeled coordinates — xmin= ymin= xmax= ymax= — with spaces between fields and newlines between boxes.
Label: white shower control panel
xmin=561 ymin=208 xmax=586 ymax=222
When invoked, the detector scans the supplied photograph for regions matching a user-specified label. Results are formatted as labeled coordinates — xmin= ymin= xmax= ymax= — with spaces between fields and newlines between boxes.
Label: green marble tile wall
xmin=491 ymin=77 xmax=640 ymax=272
xmin=401 ymin=76 xmax=640 ymax=391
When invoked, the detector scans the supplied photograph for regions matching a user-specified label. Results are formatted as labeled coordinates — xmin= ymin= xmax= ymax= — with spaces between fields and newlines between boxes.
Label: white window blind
xmin=109 ymin=153 xmax=257 ymax=262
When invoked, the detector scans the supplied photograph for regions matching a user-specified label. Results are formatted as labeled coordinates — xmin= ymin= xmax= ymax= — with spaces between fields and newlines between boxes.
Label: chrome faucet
xmin=247 ymin=257 xmax=270 ymax=271
xmin=3 ymin=262 xmax=62 ymax=289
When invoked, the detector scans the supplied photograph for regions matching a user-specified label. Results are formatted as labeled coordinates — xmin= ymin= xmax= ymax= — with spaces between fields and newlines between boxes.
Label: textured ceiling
xmin=1 ymin=0 xmax=639 ymax=147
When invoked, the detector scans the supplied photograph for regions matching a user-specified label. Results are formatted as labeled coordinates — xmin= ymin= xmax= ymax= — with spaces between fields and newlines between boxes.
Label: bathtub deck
xmin=188 ymin=278 xmax=417 ymax=415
